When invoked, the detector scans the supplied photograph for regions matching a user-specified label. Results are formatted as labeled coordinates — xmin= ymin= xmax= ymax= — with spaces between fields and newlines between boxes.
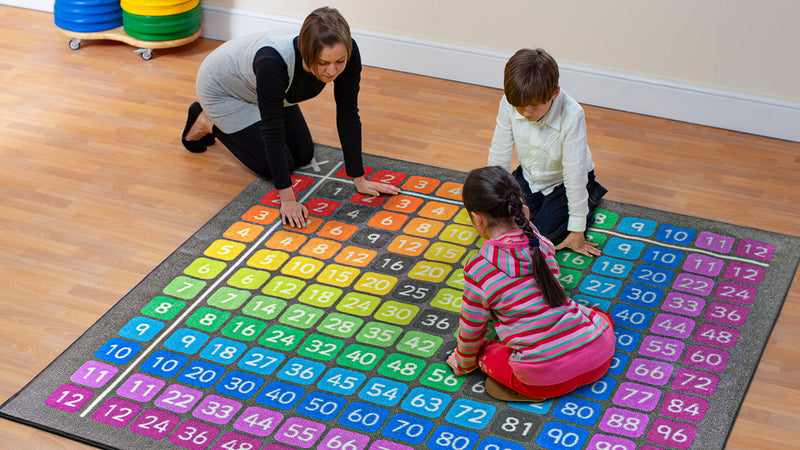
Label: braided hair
xmin=463 ymin=166 xmax=567 ymax=308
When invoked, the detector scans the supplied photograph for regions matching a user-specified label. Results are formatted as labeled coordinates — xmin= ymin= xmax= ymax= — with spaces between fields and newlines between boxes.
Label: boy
xmin=488 ymin=48 xmax=607 ymax=257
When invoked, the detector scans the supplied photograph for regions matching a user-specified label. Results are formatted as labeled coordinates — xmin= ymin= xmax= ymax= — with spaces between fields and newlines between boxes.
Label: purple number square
xmin=626 ymin=358 xmax=674 ymax=386
xmin=275 ymin=417 xmax=325 ymax=448
xmin=671 ymin=368 xmax=719 ymax=396
xmin=713 ymin=281 xmax=757 ymax=305
xmin=45 ymin=384 xmax=94 ymax=413
xmin=704 ymin=302 xmax=748 ymax=326
xmin=661 ymin=292 xmax=705 ymax=317
xmin=319 ymin=428 xmax=370 ymax=450
xmin=212 ymin=432 xmax=264 ymax=450
xmin=646 ymin=418 xmax=697 ymax=449
xmin=682 ymin=254 xmax=724 ymax=277
xmin=264 ymin=446 xmax=301 ymax=450
xmin=169 ymin=420 xmax=221 ymax=450
xmin=117 ymin=373 xmax=165 ymax=402
xmin=233 ymin=406 xmax=284 ymax=437
xmin=693 ymin=323 xmax=740 ymax=349
xmin=612 ymin=382 xmax=662 ymax=411
xmin=723 ymin=261 xmax=765 ymax=285
xmin=586 ymin=434 xmax=636 ymax=450
xmin=659 ymin=392 xmax=709 ymax=422
xmin=192 ymin=394 xmax=242 ymax=424
xmin=672 ymin=273 xmax=714 ymax=296
xmin=651 ymin=313 xmax=695 ymax=339
xmin=130 ymin=408 xmax=180 ymax=439
xmin=598 ymin=407 xmax=649 ymax=438
xmin=368 ymin=440 xmax=414 ymax=450
xmin=734 ymin=239 xmax=775 ymax=262
xmin=638 ymin=336 xmax=685 ymax=362
xmin=683 ymin=345 xmax=729 ymax=372
xmin=154 ymin=384 xmax=203 ymax=413
xmin=70 ymin=360 xmax=118 ymax=388
xmin=694 ymin=232 xmax=734 ymax=253
xmin=91 ymin=397 xmax=142 ymax=427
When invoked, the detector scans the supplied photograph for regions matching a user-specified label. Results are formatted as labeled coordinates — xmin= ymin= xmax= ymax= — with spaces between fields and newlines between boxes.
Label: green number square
xmin=185 ymin=307 xmax=231 ymax=332
xmin=556 ymin=249 xmax=593 ymax=269
xmin=336 ymin=292 xmax=381 ymax=317
xmin=585 ymin=231 xmax=608 ymax=246
xmin=377 ymin=353 xmax=426 ymax=381
xmin=278 ymin=304 xmax=323 ymax=329
xmin=242 ymin=295 xmax=286 ymax=320
xmin=263 ymin=276 xmax=306 ymax=299
xmin=559 ymin=268 xmax=583 ymax=290
xmin=297 ymin=284 xmax=343 ymax=308
xmin=374 ymin=301 xmax=419 ymax=325
xmin=163 ymin=276 xmax=207 ymax=300
xmin=396 ymin=331 xmax=443 ymax=358
xmin=227 ymin=268 xmax=270 ymax=290
xmin=317 ymin=313 xmax=364 ymax=338
xmin=420 ymin=363 xmax=465 ymax=392
xmin=183 ymin=257 xmax=227 ymax=280
xmin=462 ymin=249 xmax=479 ymax=266
xmin=336 ymin=344 xmax=385 ymax=371
xmin=356 ymin=322 xmax=403 ymax=347
xmin=221 ymin=316 xmax=268 ymax=342
xmin=141 ymin=296 xmax=185 ymax=320
xmin=259 ymin=325 xmax=304 ymax=351
xmin=297 ymin=334 xmax=345 ymax=361
xmin=207 ymin=287 xmax=251 ymax=310
xmin=445 ymin=268 xmax=465 ymax=289
xmin=591 ymin=208 xmax=619 ymax=229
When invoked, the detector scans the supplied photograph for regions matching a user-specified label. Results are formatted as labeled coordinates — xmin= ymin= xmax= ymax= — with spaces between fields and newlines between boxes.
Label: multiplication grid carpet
xmin=2 ymin=146 xmax=799 ymax=450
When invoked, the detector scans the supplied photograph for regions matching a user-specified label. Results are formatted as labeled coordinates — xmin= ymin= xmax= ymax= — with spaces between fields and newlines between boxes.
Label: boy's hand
xmin=556 ymin=231 xmax=601 ymax=257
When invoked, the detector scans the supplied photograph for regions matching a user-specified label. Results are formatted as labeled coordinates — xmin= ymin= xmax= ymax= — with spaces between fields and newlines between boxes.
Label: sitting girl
xmin=446 ymin=166 xmax=615 ymax=401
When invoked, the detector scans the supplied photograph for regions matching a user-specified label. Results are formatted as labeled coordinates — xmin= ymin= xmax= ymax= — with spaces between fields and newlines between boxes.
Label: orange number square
xmin=318 ymin=221 xmax=358 ymax=241
xmin=435 ymin=182 xmax=463 ymax=201
xmin=284 ymin=216 xmax=323 ymax=234
xmin=387 ymin=235 xmax=430 ymax=257
xmin=300 ymin=238 xmax=342 ymax=260
xmin=223 ymin=221 xmax=264 ymax=243
xmin=265 ymin=230 xmax=307 ymax=252
xmin=334 ymin=246 xmax=378 ymax=267
xmin=242 ymin=205 xmax=280 ymax=225
xmin=402 ymin=217 xmax=444 ymax=238
xmin=402 ymin=176 xmax=440 ymax=194
xmin=383 ymin=195 xmax=424 ymax=214
xmin=367 ymin=211 xmax=409 ymax=231
xmin=418 ymin=201 xmax=460 ymax=221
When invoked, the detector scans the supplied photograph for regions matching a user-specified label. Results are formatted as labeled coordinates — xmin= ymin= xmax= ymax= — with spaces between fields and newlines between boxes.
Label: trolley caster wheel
xmin=68 ymin=39 xmax=81 ymax=50
xmin=134 ymin=48 xmax=153 ymax=60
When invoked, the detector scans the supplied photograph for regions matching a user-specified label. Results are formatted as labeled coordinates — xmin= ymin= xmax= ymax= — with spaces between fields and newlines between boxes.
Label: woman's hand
xmin=278 ymin=187 xmax=308 ymax=228
xmin=354 ymin=176 xmax=401 ymax=197
xmin=556 ymin=231 xmax=601 ymax=257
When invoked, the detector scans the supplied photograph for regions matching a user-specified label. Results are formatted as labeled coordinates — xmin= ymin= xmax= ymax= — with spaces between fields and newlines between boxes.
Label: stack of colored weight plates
xmin=54 ymin=0 xmax=123 ymax=33
xmin=121 ymin=0 xmax=201 ymax=41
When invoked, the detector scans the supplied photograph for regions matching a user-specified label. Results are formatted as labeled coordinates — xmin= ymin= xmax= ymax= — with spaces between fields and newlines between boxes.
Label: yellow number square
xmin=446 ymin=268 xmax=466 ymax=289
xmin=298 ymin=284 xmax=343 ymax=308
xmin=262 ymin=276 xmax=306 ymax=299
xmin=424 ymin=242 xmax=466 ymax=263
xmin=354 ymin=272 xmax=398 ymax=296
xmin=439 ymin=224 xmax=478 ymax=246
xmin=430 ymin=288 xmax=463 ymax=312
xmin=336 ymin=292 xmax=381 ymax=316
xmin=227 ymin=267 xmax=270 ymax=290
xmin=281 ymin=256 xmax=325 ymax=279
xmin=204 ymin=239 xmax=247 ymax=261
xmin=453 ymin=208 xmax=472 ymax=225
xmin=409 ymin=261 xmax=453 ymax=283
xmin=374 ymin=301 xmax=419 ymax=326
xmin=247 ymin=249 xmax=289 ymax=271
xmin=316 ymin=264 xmax=361 ymax=287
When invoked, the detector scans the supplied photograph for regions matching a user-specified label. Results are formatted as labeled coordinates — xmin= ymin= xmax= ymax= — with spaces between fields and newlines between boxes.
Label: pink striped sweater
xmin=452 ymin=227 xmax=611 ymax=376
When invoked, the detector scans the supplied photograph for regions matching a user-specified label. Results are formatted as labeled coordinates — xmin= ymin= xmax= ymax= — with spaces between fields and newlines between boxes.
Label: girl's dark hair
xmin=463 ymin=166 xmax=567 ymax=308
xmin=298 ymin=7 xmax=353 ymax=77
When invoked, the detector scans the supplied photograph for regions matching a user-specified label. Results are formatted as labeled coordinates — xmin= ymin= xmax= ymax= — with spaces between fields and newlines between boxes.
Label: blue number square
xmin=238 ymin=347 xmax=285 ymax=375
xmin=297 ymin=391 xmax=347 ymax=421
xmin=216 ymin=370 xmax=265 ymax=399
xmin=476 ymin=437 xmax=525 ymax=450
xmin=656 ymin=224 xmax=696 ymax=245
xmin=118 ymin=316 xmax=164 ymax=342
xmin=359 ymin=377 xmax=409 ymax=407
xmin=617 ymin=217 xmax=657 ymax=237
xmin=200 ymin=337 xmax=247 ymax=364
xmin=572 ymin=375 xmax=616 ymax=401
xmin=382 ymin=412 xmax=434 ymax=445
xmin=607 ymin=352 xmax=630 ymax=376
xmin=630 ymin=264 xmax=674 ymax=287
xmin=94 ymin=338 xmax=142 ymax=364
xmin=610 ymin=304 xmax=654 ymax=330
xmin=139 ymin=350 xmax=188 ymax=378
xmin=614 ymin=328 xmax=642 ymax=352
xmin=508 ymin=398 xmax=554 ymax=415
xmin=164 ymin=328 xmax=209 ymax=354
xmin=401 ymin=387 xmax=452 ymax=418
xmin=578 ymin=275 xmax=622 ymax=298
xmin=426 ymin=424 xmax=479 ymax=450
xmin=602 ymin=238 xmax=645 ymax=260
xmin=619 ymin=283 xmax=664 ymax=308
xmin=318 ymin=368 xmax=366 ymax=396
xmin=551 ymin=396 xmax=603 ymax=426
xmin=591 ymin=256 xmax=634 ymax=278
xmin=444 ymin=398 xmax=496 ymax=430
xmin=338 ymin=401 xmax=390 ymax=433
xmin=572 ymin=295 xmax=611 ymax=311
xmin=535 ymin=421 xmax=589 ymax=449
xmin=276 ymin=357 xmax=325 ymax=385
xmin=255 ymin=380 xmax=304 ymax=410
xmin=177 ymin=360 xmax=226 ymax=388
xmin=642 ymin=245 xmax=684 ymax=268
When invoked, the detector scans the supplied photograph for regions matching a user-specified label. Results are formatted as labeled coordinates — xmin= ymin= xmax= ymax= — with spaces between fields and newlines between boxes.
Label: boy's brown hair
xmin=504 ymin=48 xmax=559 ymax=107
xmin=298 ymin=7 xmax=353 ymax=75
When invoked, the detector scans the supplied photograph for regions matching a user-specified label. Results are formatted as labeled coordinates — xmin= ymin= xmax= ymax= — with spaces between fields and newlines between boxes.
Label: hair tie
xmin=529 ymin=237 xmax=539 ymax=248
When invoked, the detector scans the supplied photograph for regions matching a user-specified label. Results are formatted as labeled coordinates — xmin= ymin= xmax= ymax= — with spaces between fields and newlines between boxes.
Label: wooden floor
xmin=2 ymin=6 xmax=799 ymax=449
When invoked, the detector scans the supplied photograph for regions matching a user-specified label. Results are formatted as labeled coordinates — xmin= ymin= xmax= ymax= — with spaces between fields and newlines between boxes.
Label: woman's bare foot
xmin=185 ymin=111 xmax=213 ymax=141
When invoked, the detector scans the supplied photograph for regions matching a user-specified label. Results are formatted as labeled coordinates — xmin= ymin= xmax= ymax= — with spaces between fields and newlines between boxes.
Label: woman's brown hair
xmin=298 ymin=7 xmax=353 ymax=76
xmin=503 ymin=48 xmax=559 ymax=107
